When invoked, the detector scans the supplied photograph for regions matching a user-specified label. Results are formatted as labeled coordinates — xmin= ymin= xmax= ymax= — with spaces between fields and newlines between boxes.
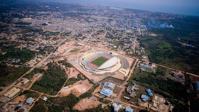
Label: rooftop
xmin=100 ymin=88 xmax=113 ymax=97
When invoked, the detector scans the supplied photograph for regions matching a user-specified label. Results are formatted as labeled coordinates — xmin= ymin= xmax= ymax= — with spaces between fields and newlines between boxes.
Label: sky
xmin=55 ymin=0 xmax=199 ymax=16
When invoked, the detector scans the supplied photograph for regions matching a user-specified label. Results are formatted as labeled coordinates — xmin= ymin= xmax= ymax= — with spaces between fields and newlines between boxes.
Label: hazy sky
xmin=56 ymin=0 xmax=199 ymax=16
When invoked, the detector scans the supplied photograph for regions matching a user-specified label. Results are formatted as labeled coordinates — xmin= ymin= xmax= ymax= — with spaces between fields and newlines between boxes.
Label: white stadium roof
xmin=98 ymin=57 xmax=119 ymax=70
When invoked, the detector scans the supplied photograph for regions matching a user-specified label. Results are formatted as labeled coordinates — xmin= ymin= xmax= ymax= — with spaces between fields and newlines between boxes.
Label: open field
xmin=59 ymin=80 xmax=93 ymax=97
xmin=73 ymin=97 xmax=100 ymax=111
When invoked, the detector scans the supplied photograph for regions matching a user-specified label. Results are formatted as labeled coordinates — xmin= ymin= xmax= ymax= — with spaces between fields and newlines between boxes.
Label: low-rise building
xmin=16 ymin=78 xmax=30 ymax=87
xmin=125 ymin=106 xmax=134 ymax=112
xmin=99 ymin=82 xmax=116 ymax=97
xmin=4 ymin=87 xmax=21 ymax=99
xmin=140 ymin=63 xmax=156 ymax=73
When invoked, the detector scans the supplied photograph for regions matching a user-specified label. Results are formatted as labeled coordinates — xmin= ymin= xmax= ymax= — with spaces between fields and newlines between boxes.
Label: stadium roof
xmin=98 ymin=57 xmax=119 ymax=70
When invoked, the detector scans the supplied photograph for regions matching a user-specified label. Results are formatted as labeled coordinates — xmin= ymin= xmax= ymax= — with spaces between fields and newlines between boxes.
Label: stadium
xmin=80 ymin=51 xmax=129 ymax=75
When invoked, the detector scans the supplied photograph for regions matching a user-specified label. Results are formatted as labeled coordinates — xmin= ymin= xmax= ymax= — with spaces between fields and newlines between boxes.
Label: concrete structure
xmin=98 ymin=57 xmax=121 ymax=70
xmin=62 ymin=42 xmax=136 ymax=82
xmin=4 ymin=87 xmax=21 ymax=98
xmin=80 ymin=51 xmax=122 ymax=74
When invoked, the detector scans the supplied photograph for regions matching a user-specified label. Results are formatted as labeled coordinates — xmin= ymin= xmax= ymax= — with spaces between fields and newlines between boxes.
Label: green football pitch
xmin=92 ymin=57 xmax=108 ymax=66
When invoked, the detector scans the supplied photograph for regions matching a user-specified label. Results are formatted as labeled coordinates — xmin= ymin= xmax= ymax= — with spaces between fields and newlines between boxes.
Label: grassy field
xmin=92 ymin=57 xmax=108 ymax=66
xmin=31 ymin=63 xmax=67 ymax=95
xmin=140 ymin=19 xmax=199 ymax=74
xmin=140 ymin=36 xmax=186 ymax=70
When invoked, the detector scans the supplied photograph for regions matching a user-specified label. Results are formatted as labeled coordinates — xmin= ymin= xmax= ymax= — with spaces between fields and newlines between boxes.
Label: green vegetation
xmin=141 ymin=17 xmax=199 ymax=74
xmin=31 ymin=63 xmax=67 ymax=95
xmin=48 ymin=94 xmax=79 ymax=112
xmin=92 ymin=57 xmax=108 ymax=66
xmin=132 ymin=67 xmax=187 ymax=100
xmin=0 ymin=46 xmax=35 ymax=64
xmin=65 ymin=74 xmax=85 ymax=86
xmin=20 ymin=90 xmax=39 ymax=98
xmin=30 ymin=100 xmax=46 ymax=112
xmin=24 ymin=68 xmax=45 ymax=79
xmin=30 ymin=94 xmax=80 ymax=112
xmin=65 ymin=78 xmax=79 ymax=86
xmin=30 ymin=94 xmax=111 ymax=112
xmin=130 ymin=67 xmax=188 ymax=112
xmin=140 ymin=36 xmax=185 ymax=69
xmin=83 ymin=105 xmax=112 ymax=112
xmin=41 ymin=31 xmax=60 ymax=36
xmin=0 ymin=64 xmax=29 ymax=87
xmin=58 ymin=60 xmax=72 ymax=67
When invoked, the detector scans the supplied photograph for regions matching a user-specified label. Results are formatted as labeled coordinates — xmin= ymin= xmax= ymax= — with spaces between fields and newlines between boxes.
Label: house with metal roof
xmin=100 ymin=88 xmax=113 ymax=97
xmin=141 ymin=94 xmax=149 ymax=102
xmin=146 ymin=89 xmax=153 ymax=97
xmin=125 ymin=106 xmax=134 ymax=112
xmin=99 ymin=82 xmax=116 ymax=97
